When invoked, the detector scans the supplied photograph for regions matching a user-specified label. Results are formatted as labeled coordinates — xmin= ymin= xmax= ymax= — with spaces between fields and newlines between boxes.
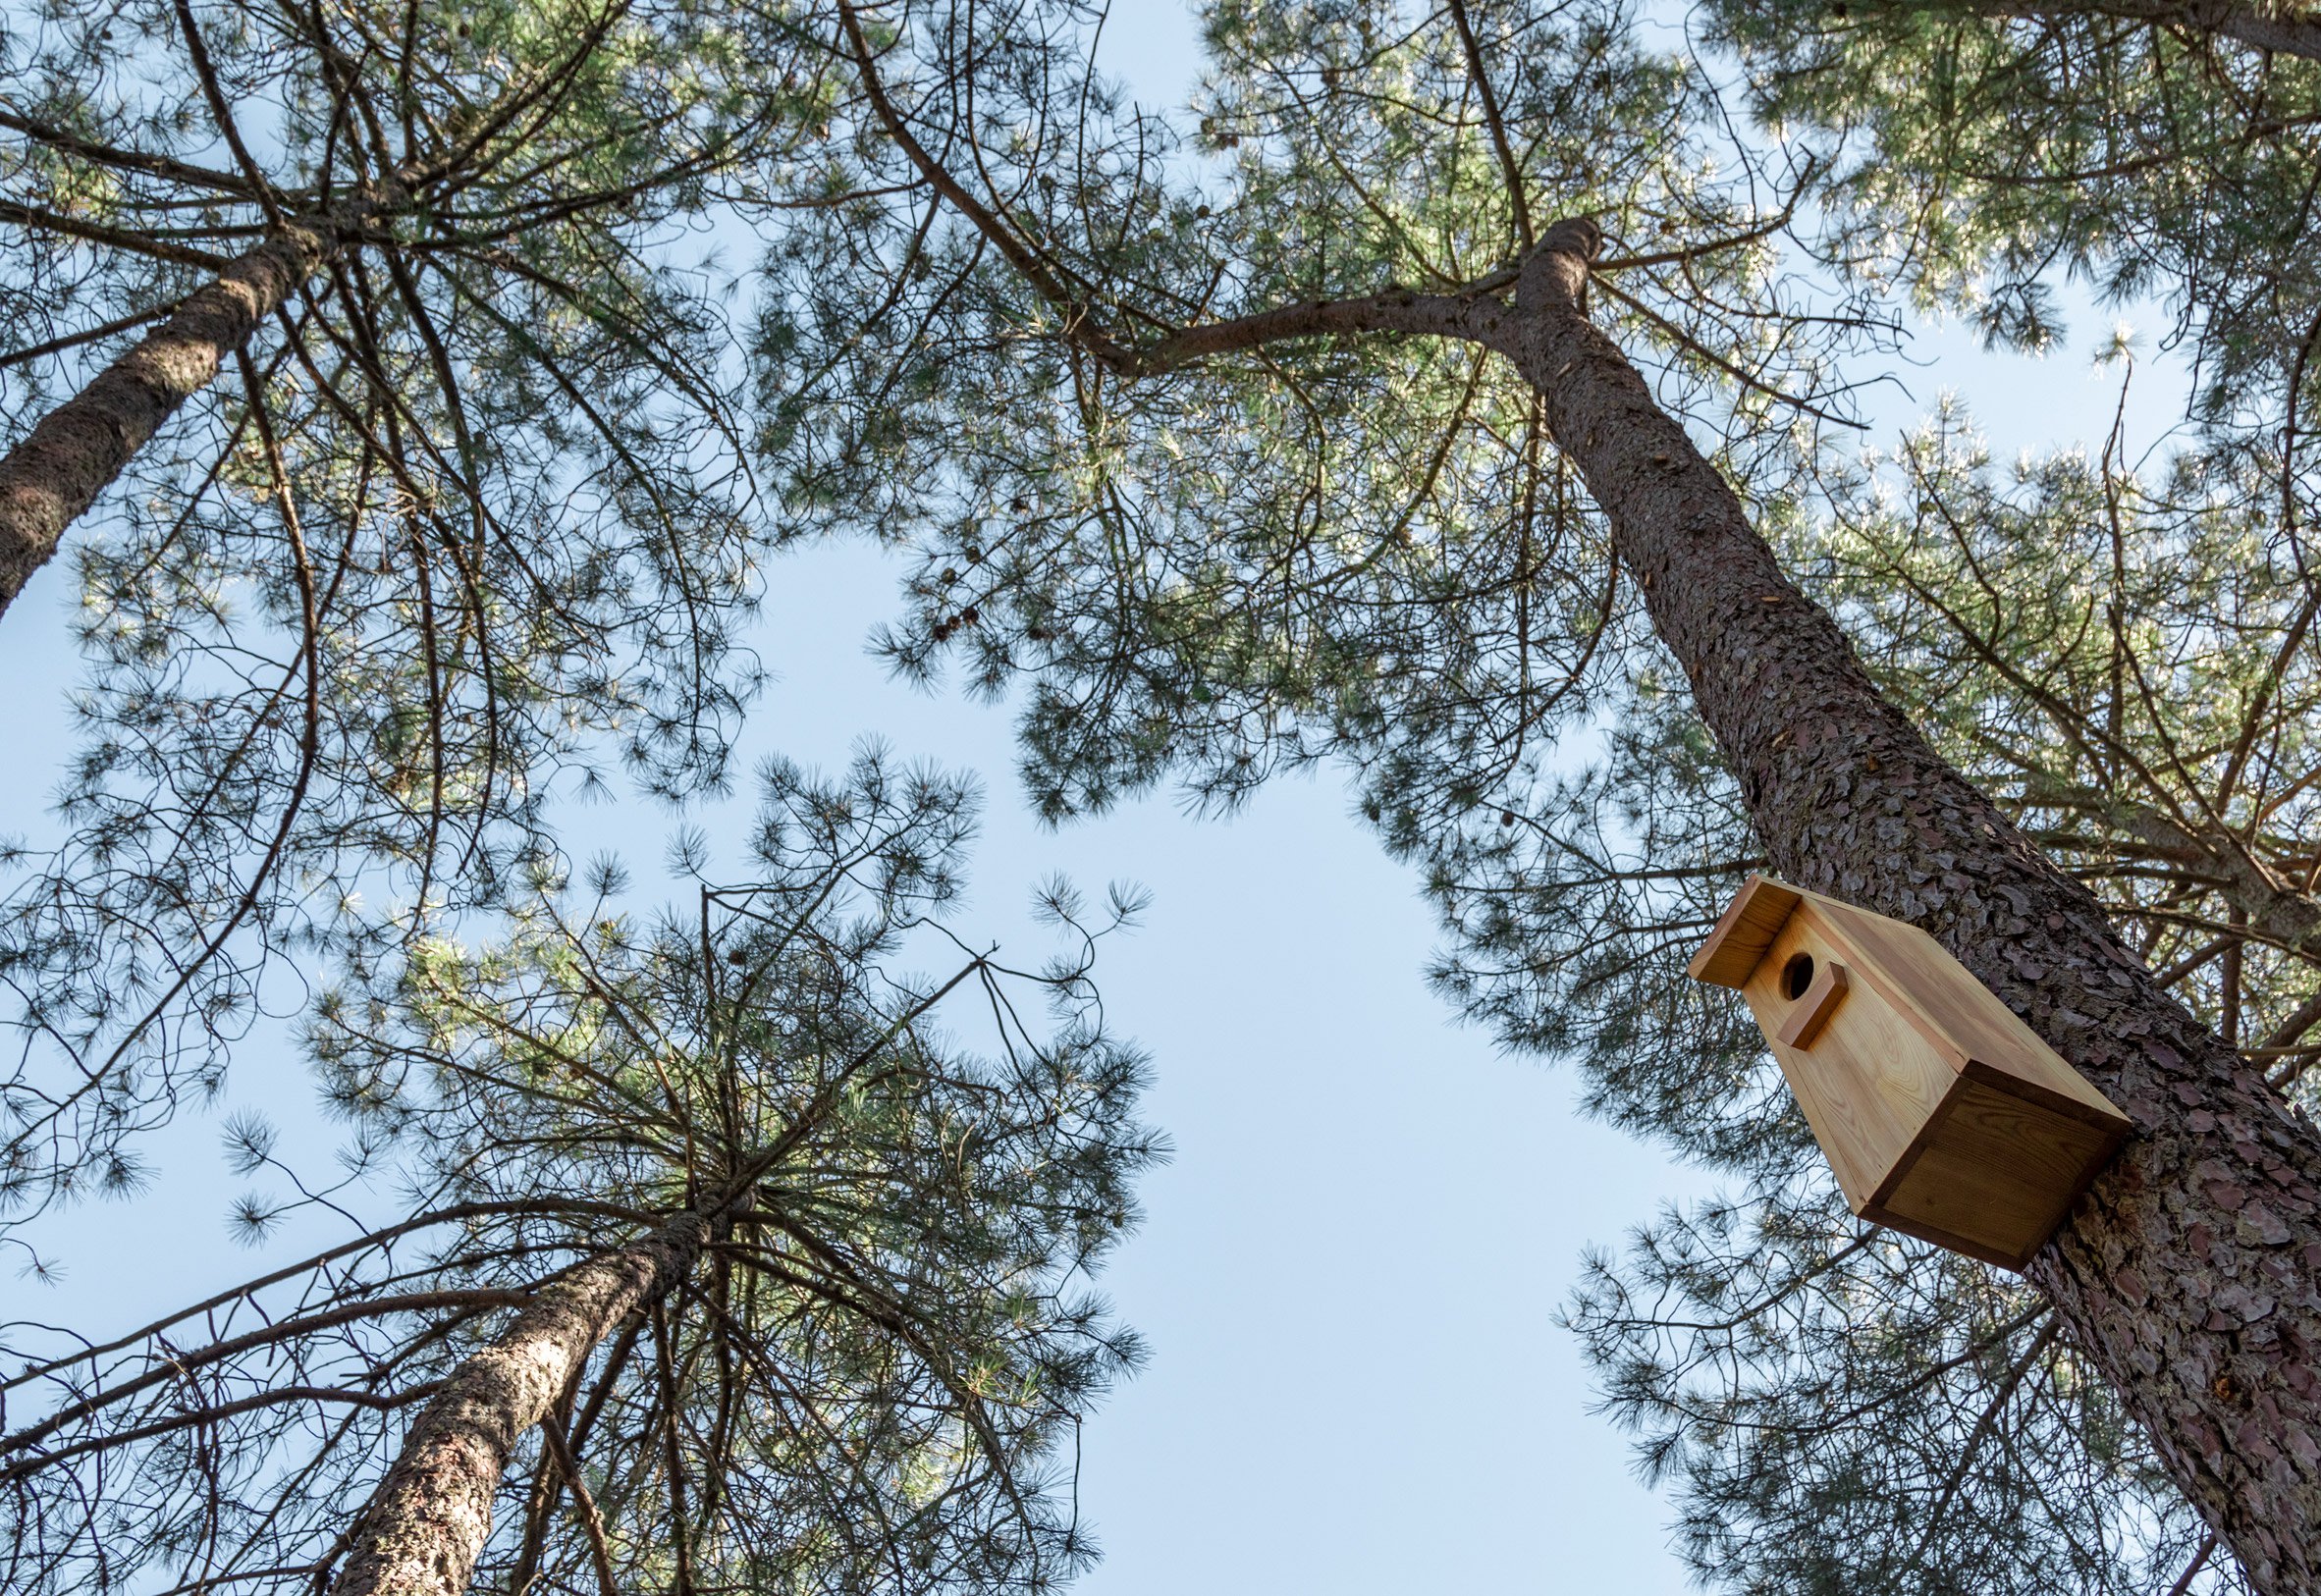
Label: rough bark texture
xmin=0 ymin=219 xmax=334 ymax=619
xmin=331 ymin=1212 xmax=707 ymax=1596
xmin=1950 ymin=0 xmax=2321 ymax=58
xmin=1469 ymin=217 xmax=2321 ymax=1593
xmin=2122 ymin=805 xmax=2321 ymax=957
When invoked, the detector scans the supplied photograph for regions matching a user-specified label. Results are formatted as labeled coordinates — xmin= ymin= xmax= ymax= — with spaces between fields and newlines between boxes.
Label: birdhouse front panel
xmin=1736 ymin=906 xmax=1954 ymax=1212
xmin=1691 ymin=876 xmax=2132 ymax=1270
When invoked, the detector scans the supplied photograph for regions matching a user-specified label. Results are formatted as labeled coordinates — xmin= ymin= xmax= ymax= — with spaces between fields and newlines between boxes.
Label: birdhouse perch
xmin=1690 ymin=875 xmax=2131 ymax=1270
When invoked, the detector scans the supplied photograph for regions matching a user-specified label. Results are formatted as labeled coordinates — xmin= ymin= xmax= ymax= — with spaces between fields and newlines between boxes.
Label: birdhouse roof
xmin=1690 ymin=875 xmax=2123 ymax=1131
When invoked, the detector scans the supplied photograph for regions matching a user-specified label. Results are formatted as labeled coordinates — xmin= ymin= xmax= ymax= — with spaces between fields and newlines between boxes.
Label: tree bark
xmin=0 ymin=217 xmax=338 ymax=620
xmin=1941 ymin=0 xmax=2321 ymax=59
xmin=331 ymin=1210 xmax=707 ymax=1596
xmin=2121 ymin=805 xmax=2321 ymax=957
xmin=1482 ymin=217 xmax=2321 ymax=1594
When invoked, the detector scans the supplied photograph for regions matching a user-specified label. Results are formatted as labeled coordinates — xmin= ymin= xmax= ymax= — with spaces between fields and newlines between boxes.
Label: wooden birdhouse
xmin=1689 ymin=876 xmax=2131 ymax=1269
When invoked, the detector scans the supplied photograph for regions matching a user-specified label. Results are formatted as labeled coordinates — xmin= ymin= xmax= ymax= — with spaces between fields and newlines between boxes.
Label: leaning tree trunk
xmin=0 ymin=216 xmax=340 ymax=620
xmin=331 ymin=1210 xmax=708 ymax=1596
xmin=1491 ymin=218 xmax=2321 ymax=1593
xmin=1951 ymin=0 xmax=2321 ymax=60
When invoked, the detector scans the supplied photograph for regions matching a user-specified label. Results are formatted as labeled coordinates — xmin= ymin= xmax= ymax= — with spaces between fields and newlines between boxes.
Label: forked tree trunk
xmin=1107 ymin=213 xmax=2321 ymax=1587
xmin=0 ymin=218 xmax=338 ymax=619
xmin=332 ymin=1211 xmax=707 ymax=1596
xmin=1492 ymin=218 xmax=2321 ymax=1593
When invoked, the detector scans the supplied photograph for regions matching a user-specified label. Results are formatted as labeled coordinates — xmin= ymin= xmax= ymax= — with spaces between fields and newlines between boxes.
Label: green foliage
xmin=0 ymin=748 xmax=1160 ymax=1594
xmin=757 ymin=0 xmax=1872 ymax=845
xmin=6 ymin=0 xmax=2312 ymax=1585
xmin=754 ymin=6 xmax=2320 ymax=1590
xmin=1705 ymin=0 xmax=2321 ymax=430
xmin=0 ymin=0 xmax=835 ymax=1223
xmin=1568 ymin=1201 xmax=2198 ymax=1595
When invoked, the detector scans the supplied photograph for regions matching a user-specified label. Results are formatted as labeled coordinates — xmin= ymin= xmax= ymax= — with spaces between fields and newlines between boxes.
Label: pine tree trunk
xmin=2120 ymin=804 xmax=2321 ymax=956
xmin=1952 ymin=0 xmax=2321 ymax=60
xmin=0 ymin=217 xmax=337 ymax=620
xmin=331 ymin=1211 xmax=708 ymax=1596
xmin=1494 ymin=219 xmax=2321 ymax=1594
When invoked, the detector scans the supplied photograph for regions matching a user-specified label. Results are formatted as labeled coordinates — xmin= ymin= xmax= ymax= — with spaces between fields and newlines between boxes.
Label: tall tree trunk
xmin=1947 ymin=0 xmax=2321 ymax=59
xmin=1494 ymin=217 xmax=2321 ymax=1593
xmin=0 ymin=217 xmax=338 ymax=620
xmin=332 ymin=1210 xmax=708 ymax=1596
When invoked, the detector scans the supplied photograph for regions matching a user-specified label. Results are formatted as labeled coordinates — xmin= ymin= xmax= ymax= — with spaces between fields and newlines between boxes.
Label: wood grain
xmin=1873 ymin=1079 xmax=2125 ymax=1268
xmin=1688 ymin=874 xmax=1802 ymax=987
xmin=1774 ymin=959 xmax=1849 ymax=1048
xmin=1744 ymin=915 xmax=1951 ymax=1207
xmin=1811 ymin=894 xmax=2123 ymax=1127
xmin=1703 ymin=875 xmax=2132 ymax=1270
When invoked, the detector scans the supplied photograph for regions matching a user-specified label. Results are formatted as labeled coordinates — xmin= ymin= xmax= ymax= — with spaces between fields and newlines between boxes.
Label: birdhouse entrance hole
xmin=1689 ymin=876 xmax=2130 ymax=1270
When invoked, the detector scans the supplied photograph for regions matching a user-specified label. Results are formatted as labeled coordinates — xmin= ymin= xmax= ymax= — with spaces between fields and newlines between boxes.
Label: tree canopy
xmin=5 ymin=0 xmax=2321 ymax=1590
xmin=1 ymin=750 xmax=1158 ymax=1595
xmin=0 ymin=0 xmax=833 ymax=1229
xmin=750 ymin=2 xmax=2321 ymax=1589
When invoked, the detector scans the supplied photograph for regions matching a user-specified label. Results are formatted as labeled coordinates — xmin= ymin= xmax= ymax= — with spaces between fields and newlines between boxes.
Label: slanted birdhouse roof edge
xmin=1687 ymin=873 xmax=1802 ymax=987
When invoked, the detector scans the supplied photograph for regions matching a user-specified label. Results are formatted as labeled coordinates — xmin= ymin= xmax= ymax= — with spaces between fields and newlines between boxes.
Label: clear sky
xmin=0 ymin=5 xmax=2197 ymax=1592
xmin=0 ymin=532 xmax=1733 ymax=1591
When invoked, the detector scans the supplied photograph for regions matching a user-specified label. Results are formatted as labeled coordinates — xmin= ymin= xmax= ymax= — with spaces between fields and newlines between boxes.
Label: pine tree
xmin=0 ymin=0 xmax=813 ymax=612
xmin=0 ymin=0 xmax=828 ymax=1227
xmin=752 ymin=3 xmax=2321 ymax=1586
xmin=0 ymin=749 xmax=1158 ymax=1595
xmin=1512 ymin=413 xmax=2319 ymax=1594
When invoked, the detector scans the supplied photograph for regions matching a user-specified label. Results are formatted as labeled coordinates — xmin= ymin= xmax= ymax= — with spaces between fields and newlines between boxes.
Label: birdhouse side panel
xmin=1813 ymin=896 xmax=2123 ymax=1127
xmin=1742 ymin=912 xmax=1953 ymax=1210
xmin=1872 ymin=1076 xmax=2129 ymax=1269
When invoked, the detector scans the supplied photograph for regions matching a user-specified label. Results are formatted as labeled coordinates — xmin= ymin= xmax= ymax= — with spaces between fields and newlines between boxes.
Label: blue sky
xmin=0 ymin=4 xmax=2201 ymax=1591
xmin=0 ymin=532 xmax=1730 ymax=1591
